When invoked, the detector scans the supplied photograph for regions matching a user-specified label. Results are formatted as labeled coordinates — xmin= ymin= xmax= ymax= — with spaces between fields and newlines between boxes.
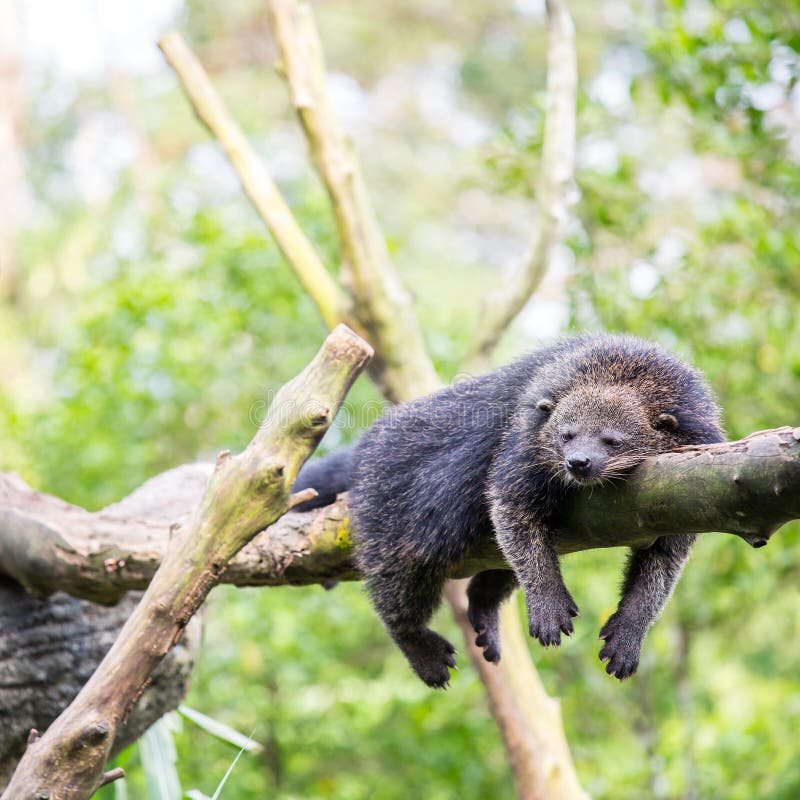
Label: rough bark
xmin=0 ymin=579 xmax=202 ymax=791
xmin=1 ymin=325 xmax=372 ymax=800
xmin=0 ymin=462 xmax=359 ymax=604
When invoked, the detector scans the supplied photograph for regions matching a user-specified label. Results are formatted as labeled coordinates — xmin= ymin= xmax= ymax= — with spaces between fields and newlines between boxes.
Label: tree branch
xmin=158 ymin=32 xmax=350 ymax=336
xmin=266 ymin=0 xmax=439 ymax=403
xmin=1 ymin=325 xmax=372 ymax=800
xmin=466 ymin=0 xmax=578 ymax=372
xmin=2 ymin=428 xmax=795 ymax=603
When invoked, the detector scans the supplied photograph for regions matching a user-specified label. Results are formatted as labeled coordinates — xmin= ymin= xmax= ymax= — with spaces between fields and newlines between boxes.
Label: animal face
xmin=535 ymin=384 xmax=675 ymax=486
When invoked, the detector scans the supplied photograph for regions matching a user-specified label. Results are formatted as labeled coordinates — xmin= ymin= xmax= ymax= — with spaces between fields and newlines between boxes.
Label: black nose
xmin=751 ymin=538 xmax=768 ymax=549
xmin=565 ymin=454 xmax=591 ymax=475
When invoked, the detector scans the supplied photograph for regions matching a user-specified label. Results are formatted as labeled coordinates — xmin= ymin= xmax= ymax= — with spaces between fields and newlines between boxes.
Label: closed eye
xmin=602 ymin=436 xmax=623 ymax=448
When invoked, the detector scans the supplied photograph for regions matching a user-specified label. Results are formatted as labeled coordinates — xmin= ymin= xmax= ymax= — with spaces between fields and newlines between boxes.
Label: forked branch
xmin=0 ymin=325 xmax=372 ymax=800
xmin=466 ymin=0 xmax=578 ymax=371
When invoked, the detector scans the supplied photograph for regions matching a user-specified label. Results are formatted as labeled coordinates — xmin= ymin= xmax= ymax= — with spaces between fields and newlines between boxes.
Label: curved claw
xmin=596 ymin=615 xmax=642 ymax=681
xmin=527 ymin=593 xmax=579 ymax=648
xmin=400 ymin=629 xmax=458 ymax=689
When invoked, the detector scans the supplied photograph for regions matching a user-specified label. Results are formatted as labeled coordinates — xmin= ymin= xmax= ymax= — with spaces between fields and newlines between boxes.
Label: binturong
xmin=293 ymin=335 xmax=725 ymax=688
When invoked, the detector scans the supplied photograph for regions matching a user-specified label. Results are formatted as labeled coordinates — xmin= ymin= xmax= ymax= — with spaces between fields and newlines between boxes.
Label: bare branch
xmin=98 ymin=768 xmax=125 ymax=788
xmin=158 ymin=32 xmax=349 ymax=334
xmin=267 ymin=0 xmax=439 ymax=403
xmin=466 ymin=0 xmax=577 ymax=371
xmin=1 ymin=325 xmax=372 ymax=800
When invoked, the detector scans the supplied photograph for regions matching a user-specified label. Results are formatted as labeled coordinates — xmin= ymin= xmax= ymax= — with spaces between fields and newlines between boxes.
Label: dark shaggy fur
xmin=293 ymin=335 xmax=724 ymax=687
xmin=292 ymin=446 xmax=354 ymax=511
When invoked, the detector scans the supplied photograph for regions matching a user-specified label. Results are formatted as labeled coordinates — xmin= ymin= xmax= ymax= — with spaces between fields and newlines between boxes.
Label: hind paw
xmin=468 ymin=606 xmax=502 ymax=663
xmin=397 ymin=629 xmax=457 ymax=689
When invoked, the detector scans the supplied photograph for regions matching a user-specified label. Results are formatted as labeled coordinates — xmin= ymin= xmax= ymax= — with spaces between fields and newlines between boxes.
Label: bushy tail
xmin=292 ymin=445 xmax=355 ymax=511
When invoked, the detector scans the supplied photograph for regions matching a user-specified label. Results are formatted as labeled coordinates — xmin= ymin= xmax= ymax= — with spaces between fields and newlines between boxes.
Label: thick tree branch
xmin=466 ymin=0 xmax=578 ymax=372
xmin=2 ymin=428 xmax=795 ymax=603
xmin=1 ymin=325 xmax=372 ymax=800
xmin=266 ymin=0 xmax=439 ymax=403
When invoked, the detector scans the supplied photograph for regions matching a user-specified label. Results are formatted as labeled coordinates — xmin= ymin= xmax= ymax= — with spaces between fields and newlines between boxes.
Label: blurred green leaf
xmin=178 ymin=706 xmax=263 ymax=753
xmin=139 ymin=717 xmax=182 ymax=800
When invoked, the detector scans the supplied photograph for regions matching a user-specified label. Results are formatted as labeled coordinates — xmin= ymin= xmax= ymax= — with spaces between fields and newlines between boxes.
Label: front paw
xmin=598 ymin=612 xmax=644 ymax=680
xmin=527 ymin=590 xmax=579 ymax=648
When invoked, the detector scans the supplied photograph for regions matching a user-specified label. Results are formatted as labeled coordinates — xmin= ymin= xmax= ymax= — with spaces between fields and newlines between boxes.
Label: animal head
xmin=521 ymin=336 xmax=724 ymax=487
xmin=533 ymin=384 xmax=682 ymax=485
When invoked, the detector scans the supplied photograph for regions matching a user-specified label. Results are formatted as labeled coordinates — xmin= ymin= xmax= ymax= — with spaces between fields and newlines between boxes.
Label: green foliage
xmin=138 ymin=717 xmax=182 ymax=800
xmin=175 ymin=584 xmax=513 ymax=799
xmin=3 ymin=184 xmax=360 ymax=508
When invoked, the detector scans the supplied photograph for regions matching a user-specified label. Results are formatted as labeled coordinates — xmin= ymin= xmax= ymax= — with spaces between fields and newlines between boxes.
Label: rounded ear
xmin=536 ymin=398 xmax=555 ymax=413
xmin=655 ymin=412 xmax=679 ymax=431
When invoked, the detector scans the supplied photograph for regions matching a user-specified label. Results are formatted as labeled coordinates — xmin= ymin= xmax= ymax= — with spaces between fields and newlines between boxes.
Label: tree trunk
xmin=0 ymin=578 xmax=202 ymax=790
